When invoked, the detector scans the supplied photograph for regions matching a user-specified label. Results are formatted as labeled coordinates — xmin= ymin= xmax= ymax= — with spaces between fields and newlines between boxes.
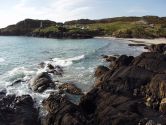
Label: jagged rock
xmin=145 ymin=44 xmax=166 ymax=53
xmin=149 ymin=74 xmax=166 ymax=99
xmin=94 ymin=65 xmax=109 ymax=78
xmin=133 ymin=52 xmax=166 ymax=73
xmin=159 ymin=98 xmax=166 ymax=114
xmin=58 ymin=83 xmax=83 ymax=95
xmin=40 ymin=47 xmax=166 ymax=125
xmin=94 ymin=66 xmax=110 ymax=86
xmin=47 ymin=63 xmax=54 ymax=70
xmin=42 ymin=93 xmax=86 ymax=125
xmin=110 ymin=55 xmax=134 ymax=69
xmin=30 ymin=72 xmax=53 ymax=92
xmin=102 ymin=55 xmax=117 ymax=62
xmin=0 ymin=95 xmax=39 ymax=125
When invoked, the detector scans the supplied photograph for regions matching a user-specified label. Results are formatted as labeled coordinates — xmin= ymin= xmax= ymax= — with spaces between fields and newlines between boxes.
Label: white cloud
xmin=0 ymin=0 xmax=92 ymax=28
xmin=13 ymin=0 xmax=91 ymax=21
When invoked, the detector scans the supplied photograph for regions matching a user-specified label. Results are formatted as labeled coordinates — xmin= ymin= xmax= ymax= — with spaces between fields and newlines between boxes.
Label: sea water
xmin=0 ymin=36 xmax=145 ymax=105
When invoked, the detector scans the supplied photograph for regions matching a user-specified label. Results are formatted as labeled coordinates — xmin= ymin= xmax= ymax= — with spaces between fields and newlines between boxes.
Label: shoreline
xmin=95 ymin=36 xmax=166 ymax=45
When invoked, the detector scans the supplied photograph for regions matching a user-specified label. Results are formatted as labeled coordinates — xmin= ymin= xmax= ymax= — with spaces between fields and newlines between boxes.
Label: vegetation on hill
xmin=0 ymin=16 xmax=166 ymax=39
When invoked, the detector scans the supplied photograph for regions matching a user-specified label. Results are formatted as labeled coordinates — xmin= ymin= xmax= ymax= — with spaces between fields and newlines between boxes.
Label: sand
xmin=95 ymin=37 xmax=166 ymax=45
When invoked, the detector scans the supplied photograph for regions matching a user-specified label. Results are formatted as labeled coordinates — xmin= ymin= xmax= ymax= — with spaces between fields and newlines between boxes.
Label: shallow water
xmin=0 ymin=36 xmax=145 ymax=105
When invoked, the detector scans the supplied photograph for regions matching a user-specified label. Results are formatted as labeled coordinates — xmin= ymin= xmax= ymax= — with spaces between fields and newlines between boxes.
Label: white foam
xmin=52 ymin=55 xmax=85 ymax=67
xmin=0 ymin=58 xmax=5 ymax=63
xmin=7 ymin=67 xmax=35 ymax=81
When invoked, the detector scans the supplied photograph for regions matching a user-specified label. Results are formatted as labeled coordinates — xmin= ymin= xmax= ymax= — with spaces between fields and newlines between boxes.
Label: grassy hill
xmin=0 ymin=16 xmax=166 ymax=39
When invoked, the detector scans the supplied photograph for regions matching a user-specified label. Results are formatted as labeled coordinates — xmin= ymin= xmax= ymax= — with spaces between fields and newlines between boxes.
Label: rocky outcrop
xmin=42 ymin=93 xmax=86 ymax=125
xmin=58 ymin=83 xmax=83 ymax=95
xmin=145 ymin=44 xmax=166 ymax=53
xmin=41 ymin=44 xmax=166 ymax=125
xmin=30 ymin=72 xmax=54 ymax=92
xmin=1 ymin=44 xmax=166 ymax=125
xmin=0 ymin=94 xmax=39 ymax=125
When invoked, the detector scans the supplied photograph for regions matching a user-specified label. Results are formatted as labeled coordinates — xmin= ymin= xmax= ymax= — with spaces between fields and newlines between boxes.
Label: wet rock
xmin=0 ymin=89 xmax=6 ymax=99
xmin=41 ymin=45 xmax=166 ymax=125
xmin=94 ymin=65 xmax=109 ymax=78
xmin=94 ymin=66 xmax=110 ymax=86
xmin=101 ymin=54 xmax=108 ymax=58
xmin=42 ymin=93 xmax=86 ymax=125
xmin=30 ymin=72 xmax=53 ymax=92
xmin=102 ymin=55 xmax=117 ymax=62
xmin=110 ymin=55 xmax=134 ymax=69
xmin=47 ymin=63 xmax=54 ymax=70
xmin=58 ymin=83 xmax=83 ymax=95
xmin=39 ymin=62 xmax=45 ymax=68
xmin=106 ymin=56 xmax=117 ymax=62
xmin=0 ymin=95 xmax=39 ymax=125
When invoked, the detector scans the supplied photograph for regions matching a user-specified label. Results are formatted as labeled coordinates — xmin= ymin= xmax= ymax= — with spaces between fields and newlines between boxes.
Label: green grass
xmin=32 ymin=21 xmax=166 ymax=38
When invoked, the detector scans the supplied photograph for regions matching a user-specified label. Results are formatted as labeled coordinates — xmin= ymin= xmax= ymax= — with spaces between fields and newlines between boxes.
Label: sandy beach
xmin=125 ymin=38 xmax=166 ymax=45
xmin=96 ymin=37 xmax=166 ymax=45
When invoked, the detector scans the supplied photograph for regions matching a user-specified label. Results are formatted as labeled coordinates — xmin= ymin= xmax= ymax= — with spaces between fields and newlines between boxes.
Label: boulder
xmin=110 ymin=55 xmax=134 ymax=69
xmin=102 ymin=55 xmax=117 ymax=62
xmin=94 ymin=65 xmax=109 ymax=78
xmin=30 ymin=72 xmax=53 ymax=92
xmin=58 ymin=83 xmax=83 ymax=95
xmin=0 ymin=95 xmax=39 ymax=125
xmin=42 ymin=93 xmax=86 ymax=125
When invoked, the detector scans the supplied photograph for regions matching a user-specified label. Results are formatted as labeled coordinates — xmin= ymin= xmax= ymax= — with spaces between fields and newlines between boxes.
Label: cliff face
xmin=0 ymin=19 xmax=57 ymax=36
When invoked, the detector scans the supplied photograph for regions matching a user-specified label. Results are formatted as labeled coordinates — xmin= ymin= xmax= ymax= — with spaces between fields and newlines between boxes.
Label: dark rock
xmin=110 ymin=55 xmax=134 ymax=69
xmin=58 ymin=83 xmax=83 ymax=95
xmin=128 ymin=43 xmax=146 ymax=46
xmin=94 ymin=65 xmax=109 ymax=78
xmin=42 ymin=93 xmax=86 ymax=125
xmin=94 ymin=66 xmax=110 ymax=86
xmin=30 ymin=72 xmax=53 ymax=92
xmin=133 ymin=52 xmax=166 ymax=73
xmin=39 ymin=62 xmax=45 ymax=68
xmin=40 ymin=49 xmax=166 ymax=125
xmin=0 ymin=95 xmax=39 ymax=125
xmin=106 ymin=56 xmax=117 ymax=62
xmin=0 ymin=89 xmax=6 ymax=99
xmin=101 ymin=55 xmax=109 ymax=58
xmin=145 ymin=44 xmax=166 ymax=53
xmin=47 ymin=63 xmax=54 ymax=70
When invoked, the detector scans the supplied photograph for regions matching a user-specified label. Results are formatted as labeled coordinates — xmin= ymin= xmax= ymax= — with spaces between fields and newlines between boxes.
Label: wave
xmin=7 ymin=67 xmax=35 ymax=82
xmin=51 ymin=55 xmax=85 ymax=67
xmin=0 ymin=58 xmax=5 ymax=63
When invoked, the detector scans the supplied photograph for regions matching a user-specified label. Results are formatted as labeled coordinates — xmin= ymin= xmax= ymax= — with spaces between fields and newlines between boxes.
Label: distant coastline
xmin=0 ymin=16 xmax=166 ymax=39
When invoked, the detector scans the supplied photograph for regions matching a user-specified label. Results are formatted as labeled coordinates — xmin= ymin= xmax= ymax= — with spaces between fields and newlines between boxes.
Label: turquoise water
xmin=0 ymin=36 xmax=145 ymax=104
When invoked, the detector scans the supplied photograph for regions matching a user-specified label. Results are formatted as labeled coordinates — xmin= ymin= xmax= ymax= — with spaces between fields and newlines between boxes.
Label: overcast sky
xmin=0 ymin=0 xmax=165 ymax=28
